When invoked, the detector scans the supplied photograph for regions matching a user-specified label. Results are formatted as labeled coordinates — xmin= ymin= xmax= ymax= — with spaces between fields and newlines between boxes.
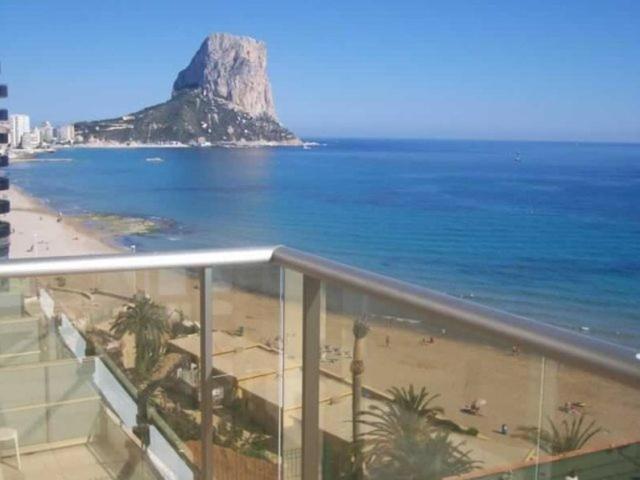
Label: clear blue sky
xmin=1 ymin=0 xmax=639 ymax=142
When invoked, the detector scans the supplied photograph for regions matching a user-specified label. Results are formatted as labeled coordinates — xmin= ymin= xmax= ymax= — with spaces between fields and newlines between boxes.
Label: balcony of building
xmin=0 ymin=246 xmax=638 ymax=480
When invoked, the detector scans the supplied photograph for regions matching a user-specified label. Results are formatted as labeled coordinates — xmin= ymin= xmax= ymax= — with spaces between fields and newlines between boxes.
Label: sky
xmin=1 ymin=0 xmax=639 ymax=142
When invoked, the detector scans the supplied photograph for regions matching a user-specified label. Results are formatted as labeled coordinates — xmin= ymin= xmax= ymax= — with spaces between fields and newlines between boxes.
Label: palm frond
xmin=110 ymin=292 xmax=169 ymax=376
xmin=529 ymin=414 xmax=604 ymax=455
xmin=356 ymin=384 xmax=480 ymax=479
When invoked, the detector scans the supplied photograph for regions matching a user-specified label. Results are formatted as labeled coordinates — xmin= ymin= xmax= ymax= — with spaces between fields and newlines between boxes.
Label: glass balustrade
xmin=0 ymin=247 xmax=637 ymax=480
xmin=279 ymin=269 xmax=640 ymax=480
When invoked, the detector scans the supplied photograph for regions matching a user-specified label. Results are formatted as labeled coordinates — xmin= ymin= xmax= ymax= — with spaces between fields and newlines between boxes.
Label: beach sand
xmin=5 ymin=185 xmax=121 ymax=258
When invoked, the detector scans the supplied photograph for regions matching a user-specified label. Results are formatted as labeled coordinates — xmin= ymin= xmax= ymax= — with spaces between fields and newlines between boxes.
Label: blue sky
xmin=1 ymin=0 xmax=639 ymax=142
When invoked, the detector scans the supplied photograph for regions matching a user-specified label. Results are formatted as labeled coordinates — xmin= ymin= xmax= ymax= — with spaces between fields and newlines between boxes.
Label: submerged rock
xmin=79 ymin=213 xmax=173 ymax=237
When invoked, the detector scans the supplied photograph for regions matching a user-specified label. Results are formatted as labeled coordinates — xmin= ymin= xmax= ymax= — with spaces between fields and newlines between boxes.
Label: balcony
xmin=0 ymin=246 xmax=638 ymax=480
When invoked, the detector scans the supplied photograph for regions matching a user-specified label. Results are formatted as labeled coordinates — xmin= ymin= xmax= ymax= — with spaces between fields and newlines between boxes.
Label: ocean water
xmin=7 ymin=139 xmax=640 ymax=346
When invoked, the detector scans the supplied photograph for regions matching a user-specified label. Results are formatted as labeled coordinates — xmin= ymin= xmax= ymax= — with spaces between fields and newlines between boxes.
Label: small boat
xmin=146 ymin=157 xmax=164 ymax=163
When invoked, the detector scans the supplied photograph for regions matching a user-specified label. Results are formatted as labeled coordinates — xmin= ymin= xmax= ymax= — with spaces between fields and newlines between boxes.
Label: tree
xmin=111 ymin=292 xmax=169 ymax=377
xmin=351 ymin=316 xmax=370 ymax=479
xmin=528 ymin=415 xmax=603 ymax=455
xmin=385 ymin=385 xmax=444 ymax=421
xmin=357 ymin=385 xmax=480 ymax=479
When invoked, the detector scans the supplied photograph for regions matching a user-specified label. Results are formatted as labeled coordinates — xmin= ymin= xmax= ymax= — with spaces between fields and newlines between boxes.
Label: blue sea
xmin=7 ymin=139 xmax=640 ymax=347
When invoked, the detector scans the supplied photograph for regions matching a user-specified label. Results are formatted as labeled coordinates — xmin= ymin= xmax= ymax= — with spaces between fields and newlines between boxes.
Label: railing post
xmin=278 ymin=266 xmax=285 ymax=480
xmin=302 ymin=275 xmax=322 ymax=480
xmin=199 ymin=267 xmax=213 ymax=480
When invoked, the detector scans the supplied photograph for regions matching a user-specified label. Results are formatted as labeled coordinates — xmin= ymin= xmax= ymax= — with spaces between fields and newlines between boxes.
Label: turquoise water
xmin=7 ymin=139 xmax=640 ymax=346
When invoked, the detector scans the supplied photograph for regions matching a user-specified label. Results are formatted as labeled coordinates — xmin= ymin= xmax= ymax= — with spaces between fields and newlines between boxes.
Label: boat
xmin=145 ymin=157 xmax=164 ymax=163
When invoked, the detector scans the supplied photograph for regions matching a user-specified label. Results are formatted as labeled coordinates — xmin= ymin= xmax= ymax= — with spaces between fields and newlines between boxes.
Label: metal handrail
xmin=0 ymin=247 xmax=275 ymax=277
xmin=271 ymin=246 xmax=640 ymax=387
xmin=0 ymin=245 xmax=638 ymax=387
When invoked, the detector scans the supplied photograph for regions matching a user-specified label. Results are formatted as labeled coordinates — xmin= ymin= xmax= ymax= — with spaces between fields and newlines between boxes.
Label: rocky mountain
xmin=75 ymin=33 xmax=299 ymax=146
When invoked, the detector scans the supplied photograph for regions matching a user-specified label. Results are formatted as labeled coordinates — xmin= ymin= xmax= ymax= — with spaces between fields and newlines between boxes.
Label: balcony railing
xmin=0 ymin=246 xmax=638 ymax=480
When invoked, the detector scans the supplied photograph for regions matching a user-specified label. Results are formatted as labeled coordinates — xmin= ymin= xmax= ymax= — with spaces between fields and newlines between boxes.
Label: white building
xmin=40 ymin=121 xmax=55 ymax=143
xmin=9 ymin=114 xmax=30 ymax=148
xmin=32 ymin=127 xmax=42 ymax=145
xmin=20 ymin=130 xmax=40 ymax=149
xmin=57 ymin=124 xmax=75 ymax=144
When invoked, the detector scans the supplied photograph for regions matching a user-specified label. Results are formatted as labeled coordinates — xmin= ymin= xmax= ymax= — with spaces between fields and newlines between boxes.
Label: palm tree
xmin=536 ymin=415 xmax=603 ymax=455
xmin=386 ymin=385 xmax=444 ymax=421
xmin=357 ymin=385 xmax=480 ymax=479
xmin=351 ymin=316 xmax=370 ymax=479
xmin=111 ymin=292 xmax=169 ymax=376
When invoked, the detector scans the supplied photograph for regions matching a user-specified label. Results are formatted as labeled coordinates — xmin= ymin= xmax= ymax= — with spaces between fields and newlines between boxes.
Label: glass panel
xmin=0 ymin=269 xmax=199 ymax=479
xmin=282 ymin=268 xmax=304 ymax=479
xmin=466 ymin=358 xmax=640 ymax=479
xmin=298 ymin=280 xmax=547 ymax=479
xmin=277 ymin=270 xmax=640 ymax=480
xmin=206 ymin=263 xmax=288 ymax=480
xmin=520 ymin=358 xmax=640 ymax=480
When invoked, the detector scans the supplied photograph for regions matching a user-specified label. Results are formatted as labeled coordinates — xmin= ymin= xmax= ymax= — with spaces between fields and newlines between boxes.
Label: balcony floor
xmin=0 ymin=443 xmax=155 ymax=480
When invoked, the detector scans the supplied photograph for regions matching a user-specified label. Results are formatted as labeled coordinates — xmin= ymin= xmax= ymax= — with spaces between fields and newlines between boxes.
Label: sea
xmin=7 ymin=139 xmax=640 ymax=347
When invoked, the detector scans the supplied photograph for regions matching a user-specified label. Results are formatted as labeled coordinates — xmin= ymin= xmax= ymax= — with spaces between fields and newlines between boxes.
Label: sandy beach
xmin=4 ymin=184 xmax=122 ymax=258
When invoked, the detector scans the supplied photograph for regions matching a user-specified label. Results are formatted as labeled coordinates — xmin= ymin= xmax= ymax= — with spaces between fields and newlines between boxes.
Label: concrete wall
xmin=468 ymin=442 xmax=640 ymax=480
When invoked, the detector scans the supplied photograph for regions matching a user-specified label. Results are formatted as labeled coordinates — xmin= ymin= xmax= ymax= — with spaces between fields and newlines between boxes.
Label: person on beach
xmin=511 ymin=344 xmax=520 ymax=356
xmin=464 ymin=398 xmax=486 ymax=416
xmin=562 ymin=401 xmax=578 ymax=414
xmin=385 ymin=335 xmax=391 ymax=348
xmin=57 ymin=211 xmax=63 ymax=223
xmin=421 ymin=336 xmax=435 ymax=346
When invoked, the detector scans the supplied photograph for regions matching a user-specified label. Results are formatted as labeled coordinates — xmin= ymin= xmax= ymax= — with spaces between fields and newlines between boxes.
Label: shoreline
xmin=6 ymin=138 xmax=314 ymax=161
xmin=74 ymin=139 xmax=306 ymax=148
xmin=5 ymin=184 xmax=125 ymax=259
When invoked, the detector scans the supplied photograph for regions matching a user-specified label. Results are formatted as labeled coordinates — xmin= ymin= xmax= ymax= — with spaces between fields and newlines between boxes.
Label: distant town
xmin=7 ymin=113 xmax=76 ymax=153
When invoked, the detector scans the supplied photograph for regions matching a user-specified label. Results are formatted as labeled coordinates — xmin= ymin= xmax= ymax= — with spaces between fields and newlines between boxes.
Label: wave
xmin=372 ymin=314 xmax=421 ymax=326
xmin=302 ymin=141 xmax=325 ymax=149
xmin=33 ymin=158 xmax=74 ymax=163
